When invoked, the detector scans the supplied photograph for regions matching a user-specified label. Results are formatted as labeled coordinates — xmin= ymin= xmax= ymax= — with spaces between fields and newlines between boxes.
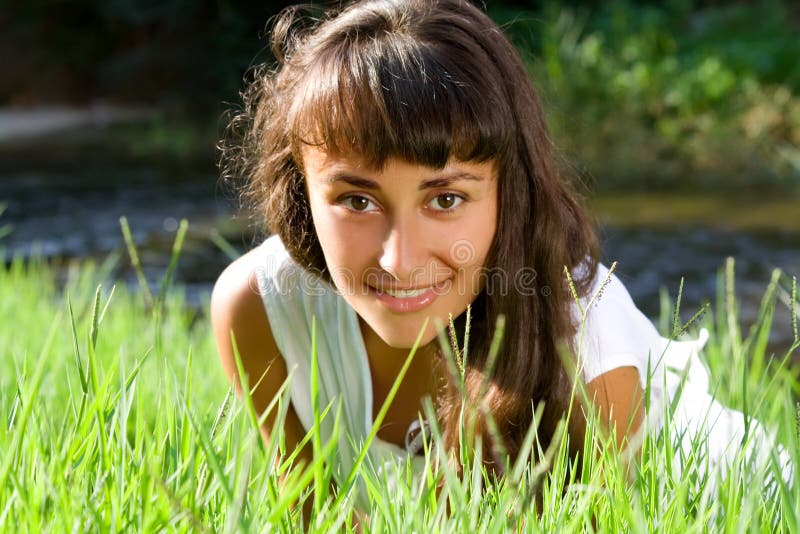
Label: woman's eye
xmin=341 ymin=195 xmax=376 ymax=212
xmin=430 ymin=193 xmax=464 ymax=211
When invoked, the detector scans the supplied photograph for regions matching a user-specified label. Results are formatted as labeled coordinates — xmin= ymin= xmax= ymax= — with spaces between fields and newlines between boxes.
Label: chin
xmin=369 ymin=314 xmax=446 ymax=349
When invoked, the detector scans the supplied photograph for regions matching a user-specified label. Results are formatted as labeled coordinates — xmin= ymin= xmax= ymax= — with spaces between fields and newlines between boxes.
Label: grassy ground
xmin=1 ymin=231 xmax=798 ymax=531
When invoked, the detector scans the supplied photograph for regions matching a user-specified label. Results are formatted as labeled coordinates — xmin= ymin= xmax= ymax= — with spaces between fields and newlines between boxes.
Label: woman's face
xmin=302 ymin=145 xmax=498 ymax=349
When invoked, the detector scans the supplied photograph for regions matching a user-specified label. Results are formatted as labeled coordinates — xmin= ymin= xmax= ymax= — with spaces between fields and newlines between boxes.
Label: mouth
xmin=369 ymin=279 xmax=451 ymax=313
xmin=373 ymin=279 xmax=450 ymax=296
xmin=375 ymin=286 xmax=433 ymax=298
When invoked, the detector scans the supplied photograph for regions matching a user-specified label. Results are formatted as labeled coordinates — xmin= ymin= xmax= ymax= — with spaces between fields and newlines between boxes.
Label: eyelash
xmin=337 ymin=193 xmax=468 ymax=214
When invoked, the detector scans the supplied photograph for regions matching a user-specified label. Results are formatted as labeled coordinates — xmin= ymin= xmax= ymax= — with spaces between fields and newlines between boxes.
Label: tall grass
xmin=0 ymin=227 xmax=797 ymax=531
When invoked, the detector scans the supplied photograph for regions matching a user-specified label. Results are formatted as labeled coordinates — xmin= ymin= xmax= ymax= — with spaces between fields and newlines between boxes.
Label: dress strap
xmin=405 ymin=418 xmax=430 ymax=455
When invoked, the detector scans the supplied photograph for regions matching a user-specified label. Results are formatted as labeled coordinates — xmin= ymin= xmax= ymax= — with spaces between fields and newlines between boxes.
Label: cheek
xmin=443 ymin=210 xmax=497 ymax=269
xmin=474 ymin=199 xmax=498 ymax=257
xmin=307 ymin=192 xmax=341 ymax=246
xmin=306 ymin=189 xmax=328 ymax=231
xmin=307 ymin=194 xmax=342 ymax=267
xmin=307 ymin=196 xmax=379 ymax=271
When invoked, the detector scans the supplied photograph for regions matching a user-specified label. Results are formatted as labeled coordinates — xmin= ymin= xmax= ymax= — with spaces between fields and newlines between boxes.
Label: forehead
xmin=300 ymin=145 xmax=371 ymax=174
xmin=299 ymin=144 xmax=497 ymax=182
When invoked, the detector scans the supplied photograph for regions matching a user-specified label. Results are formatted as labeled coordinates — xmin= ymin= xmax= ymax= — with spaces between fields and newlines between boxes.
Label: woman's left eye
xmin=429 ymin=193 xmax=465 ymax=211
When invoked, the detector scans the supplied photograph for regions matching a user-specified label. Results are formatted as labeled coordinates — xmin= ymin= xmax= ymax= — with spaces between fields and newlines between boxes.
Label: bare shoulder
xmin=210 ymin=247 xmax=310 ymax=452
xmin=210 ymin=246 xmax=287 ymax=392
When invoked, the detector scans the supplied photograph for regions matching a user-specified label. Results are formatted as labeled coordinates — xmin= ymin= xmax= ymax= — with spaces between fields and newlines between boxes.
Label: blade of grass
xmin=335 ymin=317 xmax=430 ymax=507
xmin=119 ymin=216 xmax=153 ymax=307
xmin=0 ymin=311 xmax=61 ymax=490
xmin=157 ymin=218 xmax=188 ymax=301
xmin=209 ymin=228 xmax=241 ymax=261
xmin=671 ymin=277 xmax=685 ymax=338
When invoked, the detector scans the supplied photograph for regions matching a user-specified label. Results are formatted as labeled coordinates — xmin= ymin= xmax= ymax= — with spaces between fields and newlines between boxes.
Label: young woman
xmin=212 ymin=0 xmax=790 ymax=506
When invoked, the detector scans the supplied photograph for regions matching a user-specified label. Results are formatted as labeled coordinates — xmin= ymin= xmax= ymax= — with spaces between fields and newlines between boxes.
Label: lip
xmin=370 ymin=279 xmax=450 ymax=313
xmin=377 ymin=284 xmax=438 ymax=292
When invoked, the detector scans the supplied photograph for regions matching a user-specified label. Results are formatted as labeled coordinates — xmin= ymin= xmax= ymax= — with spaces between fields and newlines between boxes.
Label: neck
xmin=359 ymin=317 xmax=442 ymax=391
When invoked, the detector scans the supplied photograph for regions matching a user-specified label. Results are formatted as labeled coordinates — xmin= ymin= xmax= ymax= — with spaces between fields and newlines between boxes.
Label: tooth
xmin=386 ymin=288 xmax=427 ymax=298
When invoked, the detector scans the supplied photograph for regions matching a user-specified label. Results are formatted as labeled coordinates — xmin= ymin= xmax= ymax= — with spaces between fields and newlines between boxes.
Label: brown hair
xmin=221 ymin=0 xmax=599 ymax=471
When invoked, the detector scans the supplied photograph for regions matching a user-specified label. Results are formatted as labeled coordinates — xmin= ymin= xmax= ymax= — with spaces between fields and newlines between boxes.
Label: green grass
xmin=1 ymin=231 xmax=798 ymax=531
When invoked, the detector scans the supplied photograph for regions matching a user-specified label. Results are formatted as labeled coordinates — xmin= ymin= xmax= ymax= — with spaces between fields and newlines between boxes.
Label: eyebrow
xmin=323 ymin=171 xmax=485 ymax=190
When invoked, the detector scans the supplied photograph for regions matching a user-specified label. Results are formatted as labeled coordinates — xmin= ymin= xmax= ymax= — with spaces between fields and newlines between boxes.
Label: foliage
xmin=491 ymin=0 xmax=800 ymax=192
xmin=3 ymin=0 xmax=297 ymax=107
xmin=6 ymin=1 xmax=799 ymax=192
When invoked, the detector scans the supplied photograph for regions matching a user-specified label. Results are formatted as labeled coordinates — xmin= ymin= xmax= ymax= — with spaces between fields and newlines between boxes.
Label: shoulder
xmin=579 ymin=263 xmax=633 ymax=309
xmin=210 ymin=245 xmax=266 ymax=337
xmin=574 ymin=263 xmax=663 ymax=384
xmin=209 ymin=242 xmax=314 ymax=456
xmin=576 ymin=263 xmax=644 ymax=337
xmin=210 ymin=242 xmax=286 ymax=386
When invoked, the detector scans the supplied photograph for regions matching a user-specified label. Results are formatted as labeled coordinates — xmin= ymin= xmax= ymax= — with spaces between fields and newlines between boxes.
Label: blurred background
xmin=1 ymin=0 xmax=798 ymax=350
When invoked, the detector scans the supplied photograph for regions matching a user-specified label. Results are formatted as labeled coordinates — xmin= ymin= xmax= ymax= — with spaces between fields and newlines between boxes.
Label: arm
xmin=584 ymin=366 xmax=645 ymax=453
xmin=210 ymin=248 xmax=311 ymax=465
xmin=558 ymin=367 xmax=644 ymax=529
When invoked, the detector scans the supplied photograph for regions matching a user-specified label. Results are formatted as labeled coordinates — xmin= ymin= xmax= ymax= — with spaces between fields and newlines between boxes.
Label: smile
xmin=377 ymin=286 xmax=433 ymax=298
xmin=370 ymin=279 xmax=451 ymax=313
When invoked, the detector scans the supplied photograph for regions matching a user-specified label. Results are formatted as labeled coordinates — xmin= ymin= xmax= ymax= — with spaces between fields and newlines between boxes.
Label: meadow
xmin=0 ymin=220 xmax=798 ymax=532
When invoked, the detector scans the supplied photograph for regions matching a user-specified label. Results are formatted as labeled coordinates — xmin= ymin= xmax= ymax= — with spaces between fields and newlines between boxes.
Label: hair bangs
xmin=289 ymin=35 xmax=514 ymax=170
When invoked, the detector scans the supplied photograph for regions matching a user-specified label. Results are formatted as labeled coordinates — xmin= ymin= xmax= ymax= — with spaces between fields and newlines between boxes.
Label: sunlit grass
xmin=0 ymin=226 xmax=797 ymax=531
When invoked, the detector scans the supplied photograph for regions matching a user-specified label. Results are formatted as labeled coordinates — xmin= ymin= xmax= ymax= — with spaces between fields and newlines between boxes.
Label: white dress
xmin=254 ymin=234 xmax=793 ymax=506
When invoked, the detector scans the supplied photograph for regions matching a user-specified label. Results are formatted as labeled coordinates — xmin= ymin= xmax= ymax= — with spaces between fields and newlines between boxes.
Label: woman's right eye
xmin=340 ymin=195 xmax=377 ymax=212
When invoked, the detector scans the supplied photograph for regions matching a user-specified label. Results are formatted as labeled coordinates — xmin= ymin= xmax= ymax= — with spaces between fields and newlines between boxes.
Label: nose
xmin=378 ymin=217 xmax=429 ymax=286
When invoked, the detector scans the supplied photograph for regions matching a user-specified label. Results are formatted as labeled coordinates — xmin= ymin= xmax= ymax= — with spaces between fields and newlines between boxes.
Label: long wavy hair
xmin=221 ymin=0 xmax=599 ymax=471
